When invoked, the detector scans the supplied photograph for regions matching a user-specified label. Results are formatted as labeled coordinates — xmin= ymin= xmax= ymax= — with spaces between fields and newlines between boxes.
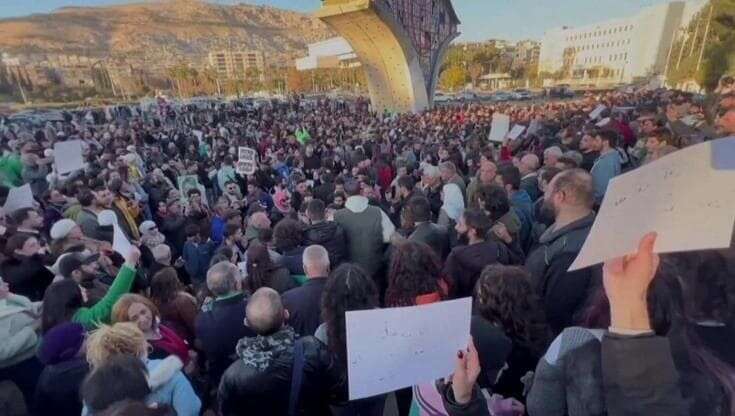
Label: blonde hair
xmin=86 ymin=322 xmax=147 ymax=368
xmin=111 ymin=294 xmax=160 ymax=325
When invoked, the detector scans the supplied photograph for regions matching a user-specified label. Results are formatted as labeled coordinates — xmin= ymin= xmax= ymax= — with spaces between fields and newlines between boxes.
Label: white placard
xmin=570 ymin=137 xmax=735 ymax=271
xmin=527 ymin=119 xmax=541 ymax=136
xmin=596 ymin=117 xmax=611 ymax=127
xmin=346 ymin=297 xmax=472 ymax=400
xmin=508 ymin=124 xmax=526 ymax=141
xmin=113 ymin=224 xmax=134 ymax=259
xmin=54 ymin=140 xmax=85 ymax=174
xmin=238 ymin=146 xmax=256 ymax=162
xmin=589 ymin=104 xmax=607 ymax=120
xmin=3 ymin=184 xmax=34 ymax=213
xmin=236 ymin=160 xmax=256 ymax=175
xmin=488 ymin=113 xmax=510 ymax=143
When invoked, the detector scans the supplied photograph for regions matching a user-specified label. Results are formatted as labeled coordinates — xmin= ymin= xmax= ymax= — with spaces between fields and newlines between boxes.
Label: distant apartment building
xmin=512 ymin=40 xmax=540 ymax=69
xmin=208 ymin=50 xmax=265 ymax=78
xmin=538 ymin=0 xmax=706 ymax=86
xmin=295 ymin=37 xmax=360 ymax=71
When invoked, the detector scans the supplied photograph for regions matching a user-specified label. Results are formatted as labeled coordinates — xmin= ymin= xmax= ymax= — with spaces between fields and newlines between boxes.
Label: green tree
xmin=439 ymin=65 xmax=468 ymax=91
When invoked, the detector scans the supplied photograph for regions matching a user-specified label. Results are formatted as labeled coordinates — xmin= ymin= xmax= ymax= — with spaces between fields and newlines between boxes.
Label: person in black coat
xmin=218 ymin=288 xmax=339 ymax=416
xmin=195 ymin=262 xmax=256 ymax=384
xmin=524 ymin=169 xmax=600 ymax=335
xmin=444 ymin=209 xmax=511 ymax=298
xmin=0 ymin=234 xmax=54 ymax=302
xmin=281 ymin=245 xmax=330 ymax=337
xmin=302 ymin=200 xmax=347 ymax=267
xmin=407 ymin=196 xmax=450 ymax=261
xmin=34 ymin=322 xmax=90 ymax=416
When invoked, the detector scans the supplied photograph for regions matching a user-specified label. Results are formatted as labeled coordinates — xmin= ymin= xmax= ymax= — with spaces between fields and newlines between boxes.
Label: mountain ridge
xmin=0 ymin=0 xmax=334 ymax=64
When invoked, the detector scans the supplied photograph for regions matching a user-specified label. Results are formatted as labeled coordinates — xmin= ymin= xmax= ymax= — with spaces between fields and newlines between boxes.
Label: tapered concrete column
xmin=316 ymin=0 xmax=458 ymax=113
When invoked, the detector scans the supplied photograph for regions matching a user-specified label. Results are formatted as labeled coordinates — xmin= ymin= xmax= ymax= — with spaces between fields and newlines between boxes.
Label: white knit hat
xmin=139 ymin=220 xmax=157 ymax=235
xmin=50 ymin=219 xmax=77 ymax=240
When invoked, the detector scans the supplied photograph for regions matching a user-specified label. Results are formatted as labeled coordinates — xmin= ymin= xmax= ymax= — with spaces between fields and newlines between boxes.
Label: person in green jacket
xmin=41 ymin=247 xmax=141 ymax=332
xmin=0 ymin=152 xmax=23 ymax=187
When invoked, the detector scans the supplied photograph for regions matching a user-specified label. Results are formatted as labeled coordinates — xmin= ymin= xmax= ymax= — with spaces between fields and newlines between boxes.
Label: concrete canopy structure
xmin=316 ymin=0 xmax=459 ymax=113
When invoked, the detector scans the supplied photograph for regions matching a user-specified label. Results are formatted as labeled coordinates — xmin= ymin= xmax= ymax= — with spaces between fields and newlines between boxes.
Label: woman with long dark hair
xmin=149 ymin=267 xmax=198 ymax=343
xmin=527 ymin=234 xmax=734 ymax=416
xmin=243 ymin=243 xmax=295 ymax=294
xmin=385 ymin=241 xmax=447 ymax=415
xmin=474 ymin=265 xmax=549 ymax=402
xmin=385 ymin=241 xmax=446 ymax=308
xmin=317 ymin=263 xmax=384 ymax=416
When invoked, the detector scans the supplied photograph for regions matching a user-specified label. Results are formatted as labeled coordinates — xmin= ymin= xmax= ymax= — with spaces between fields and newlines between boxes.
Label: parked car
xmin=455 ymin=91 xmax=480 ymax=102
xmin=433 ymin=92 xmax=453 ymax=103
xmin=511 ymin=89 xmax=534 ymax=100
xmin=490 ymin=91 xmax=514 ymax=102
xmin=547 ymin=85 xmax=575 ymax=98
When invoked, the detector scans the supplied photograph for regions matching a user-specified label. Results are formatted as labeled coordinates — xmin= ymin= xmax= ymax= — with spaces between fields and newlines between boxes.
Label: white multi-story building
xmin=295 ymin=37 xmax=360 ymax=71
xmin=538 ymin=1 xmax=706 ymax=86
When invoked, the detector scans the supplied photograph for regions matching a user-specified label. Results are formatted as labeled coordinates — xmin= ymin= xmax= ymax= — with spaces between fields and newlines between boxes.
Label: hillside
xmin=0 ymin=0 xmax=334 ymax=63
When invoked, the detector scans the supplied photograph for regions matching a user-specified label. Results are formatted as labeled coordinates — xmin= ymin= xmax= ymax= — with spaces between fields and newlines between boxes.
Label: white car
xmin=433 ymin=92 xmax=453 ymax=103
xmin=455 ymin=91 xmax=480 ymax=101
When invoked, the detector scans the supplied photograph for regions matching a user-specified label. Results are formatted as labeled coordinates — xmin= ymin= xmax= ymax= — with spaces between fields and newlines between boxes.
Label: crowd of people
xmin=0 ymin=76 xmax=734 ymax=416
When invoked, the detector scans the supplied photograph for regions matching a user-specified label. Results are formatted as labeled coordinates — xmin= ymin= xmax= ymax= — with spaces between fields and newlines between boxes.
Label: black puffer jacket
xmin=304 ymin=221 xmax=347 ymax=266
xmin=218 ymin=328 xmax=341 ymax=416
xmin=443 ymin=241 xmax=511 ymax=298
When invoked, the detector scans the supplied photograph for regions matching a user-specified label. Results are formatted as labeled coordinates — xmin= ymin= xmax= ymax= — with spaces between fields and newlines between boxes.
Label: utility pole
xmin=15 ymin=72 xmax=28 ymax=104
xmin=696 ymin=3 xmax=714 ymax=72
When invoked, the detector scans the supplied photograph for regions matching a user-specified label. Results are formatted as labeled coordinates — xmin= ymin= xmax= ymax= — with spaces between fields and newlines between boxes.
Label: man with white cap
xmin=420 ymin=164 xmax=443 ymax=218
xmin=49 ymin=219 xmax=111 ymax=258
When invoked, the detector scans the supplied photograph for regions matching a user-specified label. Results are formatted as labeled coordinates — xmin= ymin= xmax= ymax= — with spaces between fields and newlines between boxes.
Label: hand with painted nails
xmin=451 ymin=337 xmax=481 ymax=405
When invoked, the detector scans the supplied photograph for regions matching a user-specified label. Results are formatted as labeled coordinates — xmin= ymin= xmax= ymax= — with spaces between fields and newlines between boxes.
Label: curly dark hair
xmin=474 ymin=264 xmax=549 ymax=357
xmin=321 ymin=263 xmax=379 ymax=366
xmin=272 ymin=218 xmax=303 ymax=252
xmin=476 ymin=184 xmax=510 ymax=222
xmin=149 ymin=267 xmax=183 ymax=306
xmin=385 ymin=241 xmax=443 ymax=307
xmin=244 ymin=243 xmax=275 ymax=294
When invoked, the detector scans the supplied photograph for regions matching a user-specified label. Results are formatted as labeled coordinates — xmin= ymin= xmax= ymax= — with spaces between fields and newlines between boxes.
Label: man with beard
xmin=443 ymin=209 xmax=511 ymax=298
xmin=57 ymin=252 xmax=112 ymax=305
xmin=76 ymin=182 xmax=115 ymax=243
xmin=524 ymin=169 xmax=599 ymax=335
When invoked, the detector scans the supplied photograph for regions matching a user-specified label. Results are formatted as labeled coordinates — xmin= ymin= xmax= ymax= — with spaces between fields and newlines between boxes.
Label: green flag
xmin=296 ymin=128 xmax=311 ymax=145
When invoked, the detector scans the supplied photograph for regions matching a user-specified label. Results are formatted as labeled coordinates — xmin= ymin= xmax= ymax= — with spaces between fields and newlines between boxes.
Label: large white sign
xmin=346 ymin=298 xmax=471 ymax=400
xmin=570 ymin=137 xmax=735 ymax=270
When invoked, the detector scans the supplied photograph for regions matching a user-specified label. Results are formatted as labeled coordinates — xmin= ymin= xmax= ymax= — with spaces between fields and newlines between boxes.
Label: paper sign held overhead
xmin=112 ymin=224 xmax=134 ymax=259
xmin=570 ymin=137 xmax=735 ymax=271
xmin=508 ymin=124 xmax=526 ymax=141
xmin=3 ymin=184 xmax=34 ymax=214
xmin=346 ymin=298 xmax=472 ymax=400
xmin=589 ymin=104 xmax=607 ymax=120
xmin=54 ymin=140 xmax=85 ymax=174
xmin=238 ymin=147 xmax=257 ymax=163
xmin=488 ymin=113 xmax=510 ymax=143
xmin=236 ymin=160 xmax=256 ymax=175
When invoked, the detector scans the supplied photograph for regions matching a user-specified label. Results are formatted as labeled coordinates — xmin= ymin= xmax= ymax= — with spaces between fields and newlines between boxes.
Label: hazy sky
xmin=0 ymin=0 xmax=674 ymax=41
